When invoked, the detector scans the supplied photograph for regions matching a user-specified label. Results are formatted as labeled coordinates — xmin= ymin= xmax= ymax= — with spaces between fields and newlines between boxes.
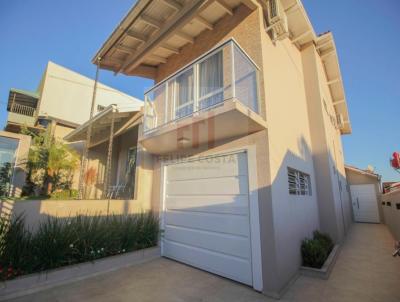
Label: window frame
xmin=287 ymin=167 xmax=312 ymax=196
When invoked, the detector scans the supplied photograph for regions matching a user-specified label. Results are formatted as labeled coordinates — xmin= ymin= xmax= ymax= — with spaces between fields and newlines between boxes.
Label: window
xmin=198 ymin=51 xmax=223 ymax=110
xmin=37 ymin=118 xmax=50 ymax=128
xmin=0 ymin=137 xmax=19 ymax=197
xmin=174 ymin=68 xmax=194 ymax=119
xmin=288 ymin=167 xmax=312 ymax=196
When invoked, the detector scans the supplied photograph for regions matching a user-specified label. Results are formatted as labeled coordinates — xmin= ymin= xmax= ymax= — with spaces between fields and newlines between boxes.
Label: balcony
xmin=7 ymin=103 xmax=36 ymax=127
xmin=8 ymin=103 xmax=37 ymax=128
xmin=6 ymin=89 xmax=38 ymax=130
xmin=140 ymin=39 xmax=267 ymax=154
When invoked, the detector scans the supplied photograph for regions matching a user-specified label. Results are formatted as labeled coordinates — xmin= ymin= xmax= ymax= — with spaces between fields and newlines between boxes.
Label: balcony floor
xmin=140 ymin=98 xmax=267 ymax=154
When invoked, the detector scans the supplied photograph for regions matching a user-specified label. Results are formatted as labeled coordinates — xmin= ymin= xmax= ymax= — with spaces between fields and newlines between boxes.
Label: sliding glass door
xmin=198 ymin=51 xmax=223 ymax=110
xmin=174 ymin=67 xmax=194 ymax=119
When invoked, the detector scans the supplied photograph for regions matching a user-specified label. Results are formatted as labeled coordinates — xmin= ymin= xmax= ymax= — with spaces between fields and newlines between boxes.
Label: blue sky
xmin=0 ymin=1 xmax=399 ymax=181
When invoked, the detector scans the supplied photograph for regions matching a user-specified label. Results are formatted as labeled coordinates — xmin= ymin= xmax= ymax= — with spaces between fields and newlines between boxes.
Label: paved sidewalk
xmin=9 ymin=223 xmax=400 ymax=302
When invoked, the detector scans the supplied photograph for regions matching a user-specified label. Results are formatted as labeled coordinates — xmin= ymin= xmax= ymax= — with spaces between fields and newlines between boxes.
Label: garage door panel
xmin=166 ymin=176 xmax=248 ymax=196
xmin=165 ymin=195 xmax=249 ymax=215
xmin=355 ymin=209 xmax=379 ymax=222
xmin=167 ymin=153 xmax=247 ymax=181
xmin=165 ymin=210 xmax=250 ymax=237
xmin=164 ymin=225 xmax=251 ymax=259
xmin=162 ymin=151 xmax=253 ymax=286
xmin=163 ymin=240 xmax=252 ymax=285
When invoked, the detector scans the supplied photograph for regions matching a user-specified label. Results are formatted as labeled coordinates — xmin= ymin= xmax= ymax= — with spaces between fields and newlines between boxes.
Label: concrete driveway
xmin=9 ymin=224 xmax=400 ymax=302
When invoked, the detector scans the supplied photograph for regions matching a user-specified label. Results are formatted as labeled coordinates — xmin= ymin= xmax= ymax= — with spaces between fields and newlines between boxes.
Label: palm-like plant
xmin=23 ymin=126 xmax=79 ymax=195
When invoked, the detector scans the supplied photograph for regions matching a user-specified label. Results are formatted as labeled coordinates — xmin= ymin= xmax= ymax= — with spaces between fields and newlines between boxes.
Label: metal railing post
xmin=103 ymin=109 xmax=116 ymax=199
xmin=231 ymin=42 xmax=236 ymax=100
xmin=78 ymin=57 xmax=101 ymax=200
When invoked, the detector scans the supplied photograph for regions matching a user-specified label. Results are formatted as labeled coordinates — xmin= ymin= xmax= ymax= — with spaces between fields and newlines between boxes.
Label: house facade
xmin=68 ymin=0 xmax=353 ymax=297
xmin=3 ymin=61 xmax=142 ymax=196
xmin=5 ymin=61 xmax=140 ymax=139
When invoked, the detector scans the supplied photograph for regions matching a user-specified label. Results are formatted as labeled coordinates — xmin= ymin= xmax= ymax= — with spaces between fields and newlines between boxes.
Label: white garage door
xmin=350 ymin=184 xmax=380 ymax=223
xmin=162 ymin=152 xmax=253 ymax=286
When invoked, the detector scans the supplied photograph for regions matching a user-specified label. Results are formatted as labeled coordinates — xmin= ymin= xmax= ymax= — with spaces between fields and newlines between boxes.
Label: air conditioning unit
xmin=336 ymin=114 xmax=345 ymax=130
xmin=266 ymin=0 xmax=289 ymax=41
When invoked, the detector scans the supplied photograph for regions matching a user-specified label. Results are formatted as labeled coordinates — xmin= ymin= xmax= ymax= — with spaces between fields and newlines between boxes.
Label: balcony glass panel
xmin=144 ymin=83 xmax=166 ymax=131
xmin=174 ymin=67 xmax=194 ymax=119
xmin=233 ymin=44 xmax=259 ymax=114
xmin=144 ymin=39 xmax=260 ymax=133
xmin=198 ymin=51 xmax=224 ymax=110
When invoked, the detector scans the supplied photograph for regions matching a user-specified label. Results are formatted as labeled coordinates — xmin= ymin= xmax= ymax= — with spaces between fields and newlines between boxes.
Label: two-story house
xmin=2 ymin=61 xmax=142 ymax=197
xmin=66 ymin=0 xmax=353 ymax=297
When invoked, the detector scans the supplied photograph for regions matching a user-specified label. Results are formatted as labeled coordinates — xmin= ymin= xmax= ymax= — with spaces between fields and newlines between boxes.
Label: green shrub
xmin=301 ymin=230 xmax=334 ymax=269
xmin=313 ymin=230 xmax=334 ymax=254
xmin=0 ymin=212 xmax=159 ymax=280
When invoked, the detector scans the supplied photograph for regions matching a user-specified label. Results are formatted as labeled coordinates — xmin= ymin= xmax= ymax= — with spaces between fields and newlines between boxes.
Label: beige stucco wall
xmin=314 ymin=44 xmax=353 ymax=237
xmin=381 ymin=190 xmax=400 ymax=240
xmin=0 ymin=131 xmax=31 ymax=198
xmin=53 ymin=123 xmax=75 ymax=141
xmin=0 ymin=199 xmax=148 ymax=232
xmin=301 ymin=43 xmax=352 ymax=245
xmin=345 ymin=168 xmax=382 ymax=222
xmin=258 ymin=20 xmax=323 ymax=295
xmin=37 ymin=61 xmax=142 ymax=126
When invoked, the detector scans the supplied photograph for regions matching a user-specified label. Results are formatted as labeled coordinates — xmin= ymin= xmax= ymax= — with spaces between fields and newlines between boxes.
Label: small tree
xmin=22 ymin=126 xmax=79 ymax=195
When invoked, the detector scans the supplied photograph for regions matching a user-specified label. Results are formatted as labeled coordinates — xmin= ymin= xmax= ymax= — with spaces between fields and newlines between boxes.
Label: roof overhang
xmin=315 ymin=32 xmax=351 ymax=134
xmin=64 ymin=104 xmax=142 ymax=147
xmin=345 ymin=165 xmax=381 ymax=180
xmin=92 ymin=0 xmax=258 ymax=78
xmin=94 ymin=0 xmax=351 ymax=134
xmin=277 ymin=0 xmax=351 ymax=134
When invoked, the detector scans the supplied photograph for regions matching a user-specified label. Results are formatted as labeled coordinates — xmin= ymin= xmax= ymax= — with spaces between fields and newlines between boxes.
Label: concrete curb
xmin=0 ymin=246 xmax=160 ymax=301
xmin=299 ymin=244 xmax=341 ymax=279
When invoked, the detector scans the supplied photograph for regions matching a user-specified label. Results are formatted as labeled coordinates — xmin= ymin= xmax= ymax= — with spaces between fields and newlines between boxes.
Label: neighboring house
xmin=3 ymin=61 xmax=142 ymax=194
xmin=345 ymin=165 xmax=383 ymax=223
xmin=383 ymin=181 xmax=400 ymax=194
xmin=0 ymin=131 xmax=31 ymax=197
xmin=5 ymin=61 xmax=141 ymax=139
xmin=65 ymin=103 xmax=143 ymax=200
xmin=66 ymin=0 xmax=353 ymax=297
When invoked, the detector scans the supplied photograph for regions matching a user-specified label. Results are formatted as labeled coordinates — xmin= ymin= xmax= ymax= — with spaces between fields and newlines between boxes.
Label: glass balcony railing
xmin=143 ymin=39 xmax=260 ymax=133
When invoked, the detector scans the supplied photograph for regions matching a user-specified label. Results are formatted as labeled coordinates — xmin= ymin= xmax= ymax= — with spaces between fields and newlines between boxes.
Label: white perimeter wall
xmin=382 ymin=191 xmax=400 ymax=240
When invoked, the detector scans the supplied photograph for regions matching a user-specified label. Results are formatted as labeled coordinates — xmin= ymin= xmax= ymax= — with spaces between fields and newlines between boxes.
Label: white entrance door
xmin=350 ymin=184 xmax=380 ymax=223
xmin=162 ymin=152 xmax=253 ymax=286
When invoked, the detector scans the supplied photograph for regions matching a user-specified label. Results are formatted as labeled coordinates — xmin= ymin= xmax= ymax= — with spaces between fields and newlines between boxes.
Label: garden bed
xmin=0 ymin=246 xmax=160 ymax=301
xmin=300 ymin=230 xmax=340 ymax=279
xmin=0 ymin=212 xmax=159 ymax=280
xmin=300 ymin=245 xmax=340 ymax=279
